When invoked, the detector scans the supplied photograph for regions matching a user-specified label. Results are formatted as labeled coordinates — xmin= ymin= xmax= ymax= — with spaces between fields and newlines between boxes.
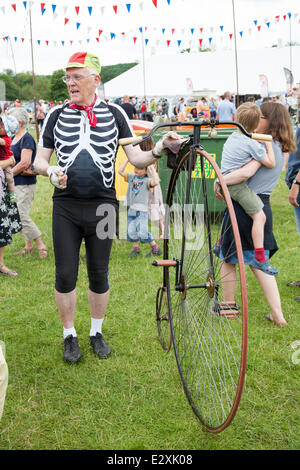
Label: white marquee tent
xmin=103 ymin=46 xmax=300 ymax=99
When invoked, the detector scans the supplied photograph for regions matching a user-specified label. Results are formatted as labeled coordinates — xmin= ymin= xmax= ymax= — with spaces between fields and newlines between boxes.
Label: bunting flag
xmin=3 ymin=5 xmax=299 ymax=50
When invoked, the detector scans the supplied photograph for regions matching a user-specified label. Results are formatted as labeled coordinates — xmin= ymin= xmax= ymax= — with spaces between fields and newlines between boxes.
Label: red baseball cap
xmin=66 ymin=52 xmax=101 ymax=74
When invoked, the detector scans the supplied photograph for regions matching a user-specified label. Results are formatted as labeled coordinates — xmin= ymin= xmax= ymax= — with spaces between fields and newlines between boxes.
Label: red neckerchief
xmin=69 ymin=95 xmax=97 ymax=127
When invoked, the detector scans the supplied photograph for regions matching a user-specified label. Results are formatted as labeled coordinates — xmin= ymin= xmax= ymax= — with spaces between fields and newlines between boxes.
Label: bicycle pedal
xmin=218 ymin=301 xmax=240 ymax=318
xmin=152 ymin=259 xmax=177 ymax=267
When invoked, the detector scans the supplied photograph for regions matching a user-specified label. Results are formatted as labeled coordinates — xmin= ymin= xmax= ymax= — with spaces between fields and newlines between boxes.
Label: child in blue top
xmin=118 ymin=159 xmax=162 ymax=257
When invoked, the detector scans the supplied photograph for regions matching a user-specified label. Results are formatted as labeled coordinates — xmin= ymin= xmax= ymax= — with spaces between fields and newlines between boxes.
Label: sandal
xmin=14 ymin=247 xmax=33 ymax=256
xmin=250 ymin=258 xmax=278 ymax=276
xmin=0 ymin=264 xmax=18 ymax=277
xmin=265 ymin=314 xmax=287 ymax=327
xmin=287 ymin=281 xmax=300 ymax=287
xmin=38 ymin=247 xmax=48 ymax=259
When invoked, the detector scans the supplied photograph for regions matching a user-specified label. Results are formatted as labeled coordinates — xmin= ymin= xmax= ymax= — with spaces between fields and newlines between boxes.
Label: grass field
xmin=0 ymin=168 xmax=300 ymax=450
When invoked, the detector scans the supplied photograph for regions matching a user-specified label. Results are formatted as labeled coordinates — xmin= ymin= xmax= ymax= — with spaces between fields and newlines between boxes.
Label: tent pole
xmin=141 ymin=27 xmax=146 ymax=102
xmin=232 ymin=0 xmax=240 ymax=107
xmin=29 ymin=6 xmax=40 ymax=141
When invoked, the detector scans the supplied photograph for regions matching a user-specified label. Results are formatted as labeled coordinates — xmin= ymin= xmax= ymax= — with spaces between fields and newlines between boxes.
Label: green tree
xmin=100 ymin=62 xmax=137 ymax=83
xmin=0 ymin=69 xmax=18 ymax=100
xmin=50 ymin=69 xmax=68 ymax=101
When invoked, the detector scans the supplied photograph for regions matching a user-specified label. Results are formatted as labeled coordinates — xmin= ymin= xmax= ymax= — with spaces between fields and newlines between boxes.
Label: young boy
xmin=118 ymin=159 xmax=162 ymax=257
xmin=0 ymin=115 xmax=19 ymax=203
xmin=218 ymin=101 xmax=278 ymax=275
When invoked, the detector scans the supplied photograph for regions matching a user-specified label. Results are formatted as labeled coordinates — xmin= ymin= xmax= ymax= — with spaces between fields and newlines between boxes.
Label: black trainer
xmin=90 ymin=332 xmax=111 ymax=358
xmin=146 ymin=247 xmax=162 ymax=257
xmin=63 ymin=335 xmax=82 ymax=364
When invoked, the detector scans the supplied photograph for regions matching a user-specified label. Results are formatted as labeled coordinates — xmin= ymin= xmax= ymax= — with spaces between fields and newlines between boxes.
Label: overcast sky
xmin=0 ymin=0 xmax=299 ymax=75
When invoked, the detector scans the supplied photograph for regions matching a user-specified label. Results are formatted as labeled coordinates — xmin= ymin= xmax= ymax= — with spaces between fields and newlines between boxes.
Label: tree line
xmin=0 ymin=62 xmax=137 ymax=102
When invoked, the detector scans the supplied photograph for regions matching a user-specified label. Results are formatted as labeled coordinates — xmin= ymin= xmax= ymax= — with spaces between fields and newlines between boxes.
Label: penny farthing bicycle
xmin=120 ymin=120 xmax=271 ymax=433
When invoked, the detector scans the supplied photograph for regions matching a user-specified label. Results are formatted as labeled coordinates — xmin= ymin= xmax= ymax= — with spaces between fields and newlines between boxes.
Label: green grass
xmin=1 ymin=171 xmax=300 ymax=450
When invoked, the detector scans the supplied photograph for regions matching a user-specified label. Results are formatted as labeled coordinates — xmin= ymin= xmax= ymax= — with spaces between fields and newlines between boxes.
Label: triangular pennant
xmin=145 ymin=38 xmax=149 ymax=45
xmin=88 ymin=6 xmax=92 ymax=15
xmin=46 ymin=40 xmax=49 ymax=45
xmin=257 ymin=25 xmax=261 ymax=31
xmin=40 ymin=3 xmax=45 ymax=12
xmin=199 ymin=38 xmax=203 ymax=46
xmin=76 ymin=22 xmax=80 ymax=30
xmin=70 ymin=40 xmax=73 ymax=45
xmin=98 ymin=30 xmax=103 ymax=36
xmin=75 ymin=6 xmax=80 ymax=15
xmin=239 ymin=31 xmax=243 ymax=37
xmin=52 ymin=4 xmax=56 ymax=14
xmin=64 ymin=18 xmax=69 ymax=25
xmin=133 ymin=37 xmax=137 ymax=44
xmin=11 ymin=4 xmax=17 ymax=12
xmin=110 ymin=32 xmax=116 ymax=39
xmin=209 ymin=37 xmax=213 ymax=44
xmin=190 ymin=28 xmax=194 ymax=34
xmin=166 ymin=40 xmax=171 ymax=47
xmin=200 ymin=27 xmax=203 ymax=33
xmin=96 ymin=37 xmax=99 ymax=42
xmin=177 ymin=39 xmax=181 ymax=46
xmin=23 ymin=1 xmax=27 ymax=9
xmin=126 ymin=4 xmax=131 ymax=12
xmin=229 ymin=33 xmax=233 ymax=39
xmin=166 ymin=0 xmax=170 ymax=4
xmin=171 ymin=28 xmax=175 ymax=34
xmin=266 ymin=22 xmax=270 ymax=28
xmin=21 ymin=37 xmax=24 ymax=42
xmin=61 ymin=41 xmax=65 ymax=46
xmin=162 ymin=28 xmax=165 ymax=34
xmin=254 ymin=20 xmax=257 ymax=26
xmin=283 ymin=15 xmax=286 ymax=21
xmin=113 ymin=5 xmax=118 ymax=14
xmin=220 ymin=25 xmax=224 ymax=32
xmin=37 ymin=40 xmax=41 ymax=45
xmin=14 ymin=37 xmax=17 ymax=42
xmin=152 ymin=0 xmax=157 ymax=7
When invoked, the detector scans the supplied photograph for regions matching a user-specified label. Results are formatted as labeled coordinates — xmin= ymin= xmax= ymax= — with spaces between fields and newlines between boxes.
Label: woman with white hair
xmin=8 ymin=107 xmax=48 ymax=258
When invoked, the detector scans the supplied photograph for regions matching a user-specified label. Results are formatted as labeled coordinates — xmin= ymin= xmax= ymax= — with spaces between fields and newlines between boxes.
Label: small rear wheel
xmin=156 ymin=286 xmax=172 ymax=352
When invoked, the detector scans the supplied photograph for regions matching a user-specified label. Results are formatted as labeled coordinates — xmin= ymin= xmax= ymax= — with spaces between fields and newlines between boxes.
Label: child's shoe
xmin=129 ymin=248 xmax=141 ymax=258
xmin=249 ymin=258 xmax=278 ymax=276
xmin=146 ymin=246 xmax=162 ymax=257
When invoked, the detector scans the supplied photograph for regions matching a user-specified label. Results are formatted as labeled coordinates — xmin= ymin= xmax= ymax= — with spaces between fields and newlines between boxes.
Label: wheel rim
xmin=165 ymin=149 xmax=248 ymax=432
xmin=156 ymin=286 xmax=172 ymax=352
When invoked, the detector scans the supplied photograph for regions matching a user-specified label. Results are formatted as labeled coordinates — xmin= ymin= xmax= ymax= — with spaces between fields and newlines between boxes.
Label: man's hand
xmin=47 ymin=166 xmax=67 ymax=189
xmin=214 ymin=180 xmax=224 ymax=201
xmin=152 ymin=131 xmax=182 ymax=157
xmin=289 ymin=184 xmax=300 ymax=207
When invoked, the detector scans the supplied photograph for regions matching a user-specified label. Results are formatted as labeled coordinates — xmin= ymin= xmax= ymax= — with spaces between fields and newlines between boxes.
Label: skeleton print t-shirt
xmin=39 ymin=97 xmax=135 ymax=200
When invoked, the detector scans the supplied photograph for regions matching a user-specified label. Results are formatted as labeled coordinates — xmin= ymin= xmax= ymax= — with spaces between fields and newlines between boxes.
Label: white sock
xmin=63 ymin=326 xmax=77 ymax=339
xmin=90 ymin=317 xmax=104 ymax=337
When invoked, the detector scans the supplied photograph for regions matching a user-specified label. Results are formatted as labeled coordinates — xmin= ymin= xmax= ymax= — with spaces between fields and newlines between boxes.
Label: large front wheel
xmin=165 ymin=148 xmax=248 ymax=433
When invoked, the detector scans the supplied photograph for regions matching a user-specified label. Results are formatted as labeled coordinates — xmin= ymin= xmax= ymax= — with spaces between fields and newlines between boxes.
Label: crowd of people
xmin=0 ymin=50 xmax=299 ymax=376
xmin=112 ymin=91 xmax=295 ymax=124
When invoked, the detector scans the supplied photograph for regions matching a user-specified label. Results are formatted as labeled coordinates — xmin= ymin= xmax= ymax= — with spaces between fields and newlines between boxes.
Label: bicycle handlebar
xmin=118 ymin=120 xmax=272 ymax=146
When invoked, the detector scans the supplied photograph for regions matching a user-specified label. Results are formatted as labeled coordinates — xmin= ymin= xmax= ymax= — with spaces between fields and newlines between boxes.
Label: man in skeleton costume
xmin=34 ymin=52 xmax=176 ymax=364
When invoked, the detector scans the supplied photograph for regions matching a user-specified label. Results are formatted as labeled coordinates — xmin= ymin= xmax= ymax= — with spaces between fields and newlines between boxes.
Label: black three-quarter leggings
xmin=52 ymin=198 xmax=117 ymax=294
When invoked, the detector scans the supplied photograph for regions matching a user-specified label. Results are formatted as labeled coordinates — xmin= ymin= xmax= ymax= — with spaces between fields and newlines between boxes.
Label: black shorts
xmin=52 ymin=198 xmax=117 ymax=294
